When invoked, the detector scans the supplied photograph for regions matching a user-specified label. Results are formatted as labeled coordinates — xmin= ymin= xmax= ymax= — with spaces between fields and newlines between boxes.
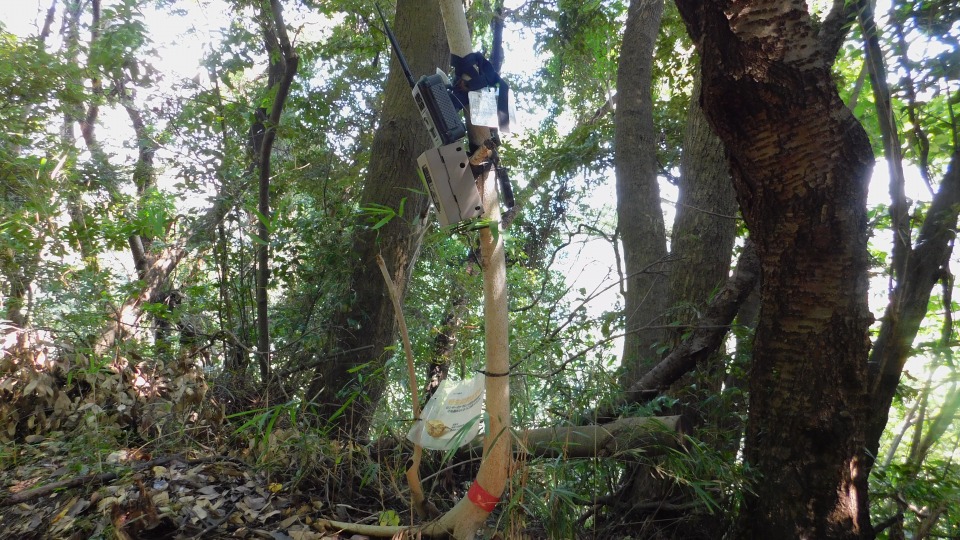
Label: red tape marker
xmin=467 ymin=481 xmax=500 ymax=512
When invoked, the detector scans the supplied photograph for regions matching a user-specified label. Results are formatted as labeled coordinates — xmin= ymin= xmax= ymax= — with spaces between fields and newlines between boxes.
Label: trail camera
xmin=375 ymin=4 xmax=466 ymax=147
xmin=417 ymin=142 xmax=484 ymax=227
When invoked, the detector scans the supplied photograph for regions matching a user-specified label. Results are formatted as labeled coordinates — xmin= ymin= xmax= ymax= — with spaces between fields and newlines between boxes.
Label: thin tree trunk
xmin=866 ymin=152 xmax=960 ymax=467
xmin=466 ymin=416 xmax=682 ymax=458
xmin=0 ymin=0 xmax=58 ymax=328
xmin=64 ymin=0 xmax=156 ymax=342
xmin=253 ymin=0 xmax=299 ymax=381
xmin=423 ymin=5 xmax=505 ymax=400
xmin=95 ymin=244 xmax=188 ymax=355
xmin=59 ymin=0 xmax=100 ymax=271
xmin=89 ymin=0 xmax=296 ymax=357
xmin=93 ymin=180 xmax=252 ymax=354
xmin=857 ymin=0 xmax=910 ymax=282
xmin=428 ymin=2 xmax=511 ymax=536
xmin=608 ymin=3 xmax=690 ymax=535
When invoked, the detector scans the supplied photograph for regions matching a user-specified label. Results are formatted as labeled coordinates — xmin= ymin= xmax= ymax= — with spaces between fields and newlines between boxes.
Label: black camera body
xmin=412 ymin=71 xmax=467 ymax=147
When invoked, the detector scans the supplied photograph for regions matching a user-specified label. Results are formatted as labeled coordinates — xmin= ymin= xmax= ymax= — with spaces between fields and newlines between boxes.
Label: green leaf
xmin=247 ymin=232 xmax=268 ymax=246
xmin=378 ymin=510 xmax=400 ymax=526
xmin=371 ymin=215 xmax=392 ymax=230
xmin=251 ymin=208 xmax=274 ymax=233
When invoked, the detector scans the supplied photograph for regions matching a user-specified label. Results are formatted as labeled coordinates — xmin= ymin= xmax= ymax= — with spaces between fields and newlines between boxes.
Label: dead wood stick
xmin=472 ymin=415 xmax=683 ymax=459
xmin=376 ymin=254 xmax=436 ymax=519
xmin=0 ymin=454 xmax=241 ymax=507
xmin=0 ymin=470 xmax=122 ymax=508
xmin=0 ymin=454 xmax=187 ymax=507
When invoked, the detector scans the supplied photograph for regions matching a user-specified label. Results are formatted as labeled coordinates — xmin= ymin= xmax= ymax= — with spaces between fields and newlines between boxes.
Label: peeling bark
xmin=675 ymin=1 xmax=875 ymax=537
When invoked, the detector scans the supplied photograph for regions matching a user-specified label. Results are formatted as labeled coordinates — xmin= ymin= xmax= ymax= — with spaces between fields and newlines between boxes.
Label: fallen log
xmin=466 ymin=415 xmax=684 ymax=459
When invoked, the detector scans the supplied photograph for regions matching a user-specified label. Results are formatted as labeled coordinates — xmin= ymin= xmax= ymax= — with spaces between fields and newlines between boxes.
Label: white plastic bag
xmin=407 ymin=375 xmax=484 ymax=451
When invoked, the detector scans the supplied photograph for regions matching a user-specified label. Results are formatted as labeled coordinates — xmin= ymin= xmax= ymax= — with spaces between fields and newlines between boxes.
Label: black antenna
xmin=375 ymin=4 xmax=416 ymax=89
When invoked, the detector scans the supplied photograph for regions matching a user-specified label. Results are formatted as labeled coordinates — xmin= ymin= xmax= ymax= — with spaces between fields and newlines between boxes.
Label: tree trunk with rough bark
xmin=613 ymin=68 xmax=744 ymax=538
xmin=675 ymin=1 xmax=875 ymax=537
xmin=303 ymin=0 xmax=445 ymax=438
xmin=666 ymin=71 xmax=738 ymax=331
xmin=616 ymin=0 xmax=669 ymax=386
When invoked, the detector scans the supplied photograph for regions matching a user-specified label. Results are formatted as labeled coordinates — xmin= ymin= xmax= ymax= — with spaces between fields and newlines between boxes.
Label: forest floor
xmin=0 ymin=421 xmax=503 ymax=540
xmin=0 ymin=435 xmax=424 ymax=540
xmin=0 ymin=336 xmax=497 ymax=540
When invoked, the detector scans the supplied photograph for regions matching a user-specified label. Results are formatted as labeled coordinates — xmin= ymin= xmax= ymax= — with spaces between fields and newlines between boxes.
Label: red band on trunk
xmin=467 ymin=481 xmax=499 ymax=512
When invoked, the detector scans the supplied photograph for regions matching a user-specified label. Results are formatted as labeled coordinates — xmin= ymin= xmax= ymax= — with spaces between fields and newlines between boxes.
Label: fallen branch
xmin=0 ymin=454 xmax=222 ymax=507
xmin=624 ymin=241 xmax=760 ymax=403
xmin=317 ymin=519 xmax=407 ymax=538
xmin=479 ymin=415 xmax=683 ymax=459
xmin=320 ymin=416 xmax=682 ymax=538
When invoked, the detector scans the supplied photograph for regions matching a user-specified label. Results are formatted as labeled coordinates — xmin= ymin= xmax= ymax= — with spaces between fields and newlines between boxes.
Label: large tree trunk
xmin=615 ymin=0 xmax=669 ymax=386
xmin=612 ymin=54 xmax=743 ymax=535
xmin=674 ymin=1 xmax=874 ymax=538
xmin=303 ymin=0 xmax=445 ymax=438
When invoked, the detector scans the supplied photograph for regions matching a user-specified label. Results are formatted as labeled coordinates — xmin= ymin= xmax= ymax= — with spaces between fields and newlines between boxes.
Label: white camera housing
xmin=417 ymin=142 xmax=484 ymax=227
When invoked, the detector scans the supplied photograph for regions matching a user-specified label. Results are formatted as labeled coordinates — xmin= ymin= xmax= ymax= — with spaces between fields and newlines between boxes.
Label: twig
xmin=0 ymin=454 xmax=190 ymax=507
xmin=191 ymin=510 xmax=232 ymax=539
xmin=376 ymin=254 xmax=435 ymax=519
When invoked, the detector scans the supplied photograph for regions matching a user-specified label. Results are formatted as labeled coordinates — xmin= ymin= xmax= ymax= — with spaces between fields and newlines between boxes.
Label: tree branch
xmin=376 ymin=254 xmax=435 ymax=519
xmin=0 ymin=454 xmax=241 ymax=507
xmin=867 ymin=151 xmax=960 ymax=466
xmin=469 ymin=415 xmax=683 ymax=459
xmin=625 ymin=241 xmax=760 ymax=402
xmin=818 ymin=0 xmax=858 ymax=62
xmin=254 ymin=0 xmax=299 ymax=379
xmin=857 ymin=0 xmax=911 ymax=284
